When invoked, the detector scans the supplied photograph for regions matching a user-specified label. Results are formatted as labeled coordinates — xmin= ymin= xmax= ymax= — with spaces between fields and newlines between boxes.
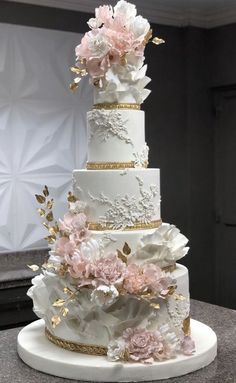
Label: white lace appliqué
xmin=166 ymin=298 xmax=190 ymax=329
xmin=133 ymin=143 xmax=149 ymax=167
xmin=88 ymin=175 xmax=159 ymax=229
xmin=88 ymin=110 xmax=133 ymax=145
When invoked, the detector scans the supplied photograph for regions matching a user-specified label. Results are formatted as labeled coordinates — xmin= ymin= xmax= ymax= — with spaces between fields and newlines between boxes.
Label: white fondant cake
xmin=23 ymin=0 xmax=216 ymax=377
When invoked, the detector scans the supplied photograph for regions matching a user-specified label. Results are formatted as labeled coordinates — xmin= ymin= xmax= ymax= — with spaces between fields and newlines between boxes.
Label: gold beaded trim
xmin=86 ymin=161 xmax=148 ymax=170
xmin=162 ymin=263 xmax=176 ymax=273
xmin=182 ymin=316 xmax=191 ymax=336
xmin=45 ymin=327 xmax=107 ymax=356
xmin=93 ymin=103 xmax=141 ymax=110
xmin=88 ymin=219 xmax=162 ymax=231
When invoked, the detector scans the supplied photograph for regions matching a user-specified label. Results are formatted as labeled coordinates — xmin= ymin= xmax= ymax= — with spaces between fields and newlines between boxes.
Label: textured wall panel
xmin=0 ymin=23 xmax=91 ymax=252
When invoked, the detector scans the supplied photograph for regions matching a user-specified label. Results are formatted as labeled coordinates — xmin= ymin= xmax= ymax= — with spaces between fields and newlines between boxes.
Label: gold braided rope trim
xmin=93 ymin=103 xmax=141 ymax=110
xmin=86 ymin=161 xmax=148 ymax=170
xmin=162 ymin=263 xmax=176 ymax=273
xmin=45 ymin=327 xmax=107 ymax=356
xmin=182 ymin=316 xmax=191 ymax=336
xmin=88 ymin=219 xmax=162 ymax=231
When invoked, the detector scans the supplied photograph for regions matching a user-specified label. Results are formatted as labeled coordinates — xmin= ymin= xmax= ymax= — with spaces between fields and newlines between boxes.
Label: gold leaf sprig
xmin=35 ymin=185 xmax=60 ymax=244
xmin=70 ymin=66 xmax=88 ymax=92
xmin=51 ymin=287 xmax=78 ymax=328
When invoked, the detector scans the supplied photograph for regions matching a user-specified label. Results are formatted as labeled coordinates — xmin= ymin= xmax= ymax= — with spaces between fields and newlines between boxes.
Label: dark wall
xmin=1 ymin=1 xmax=235 ymax=306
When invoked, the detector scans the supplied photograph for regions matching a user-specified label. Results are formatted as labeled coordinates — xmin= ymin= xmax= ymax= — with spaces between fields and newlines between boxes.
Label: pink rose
xmin=123 ymin=328 xmax=163 ymax=362
xmin=93 ymin=254 xmax=126 ymax=285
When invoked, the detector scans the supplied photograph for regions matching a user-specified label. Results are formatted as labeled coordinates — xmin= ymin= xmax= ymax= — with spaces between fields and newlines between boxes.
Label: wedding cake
xmin=18 ymin=1 xmax=217 ymax=380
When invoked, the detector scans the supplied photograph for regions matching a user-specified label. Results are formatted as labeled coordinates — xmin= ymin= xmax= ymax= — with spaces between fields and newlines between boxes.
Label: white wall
xmin=0 ymin=23 xmax=91 ymax=252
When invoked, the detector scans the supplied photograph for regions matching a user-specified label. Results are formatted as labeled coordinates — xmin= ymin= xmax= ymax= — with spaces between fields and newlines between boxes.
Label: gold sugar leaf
xmin=51 ymin=315 xmax=61 ymax=328
xmin=43 ymin=222 xmax=50 ymax=230
xmin=140 ymin=292 xmax=153 ymax=300
xmin=61 ymin=307 xmax=69 ymax=317
xmin=43 ymin=185 xmax=49 ymax=197
xmin=27 ymin=264 xmax=39 ymax=272
xmin=46 ymin=211 xmax=54 ymax=222
xmin=67 ymin=191 xmax=77 ymax=203
xmin=63 ymin=287 xmax=74 ymax=295
xmin=42 ymin=262 xmax=56 ymax=270
xmin=35 ymin=194 xmax=46 ymax=204
xmin=117 ymin=249 xmax=127 ymax=264
xmin=123 ymin=348 xmax=130 ymax=362
xmin=70 ymin=82 xmax=79 ymax=92
xmin=152 ymin=37 xmax=165 ymax=45
xmin=70 ymin=66 xmax=87 ymax=77
xmin=123 ymin=242 xmax=131 ymax=255
xmin=150 ymin=302 xmax=160 ymax=310
xmin=143 ymin=29 xmax=153 ymax=44
xmin=49 ymin=227 xmax=57 ymax=236
xmin=47 ymin=199 xmax=54 ymax=209
xmin=174 ymin=293 xmax=186 ymax=301
xmin=120 ymin=53 xmax=127 ymax=66
xmin=44 ymin=235 xmax=56 ymax=244
xmin=37 ymin=208 xmax=45 ymax=217
xmin=168 ymin=286 xmax=177 ymax=296
xmin=53 ymin=299 xmax=65 ymax=307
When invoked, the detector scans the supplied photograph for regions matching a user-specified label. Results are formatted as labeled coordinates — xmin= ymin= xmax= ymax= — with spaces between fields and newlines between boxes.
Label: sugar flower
xmin=90 ymin=284 xmax=119 ymax=307
xmin=92 ymin=253 xmax=126 ymax=285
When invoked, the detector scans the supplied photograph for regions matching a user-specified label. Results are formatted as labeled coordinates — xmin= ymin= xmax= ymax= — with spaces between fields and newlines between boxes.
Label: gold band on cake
xmin=45 ymin=327 xmax=107 ymax=356
xmin=88 ymin=219 xmax=162 ymax=231
xmin=93 ymin=103 xmax=141 ymax=110
xmin=162 ymin=263 xmax=176 ymax=273
xmin=86 ymin=161 xmax=148 ymax=170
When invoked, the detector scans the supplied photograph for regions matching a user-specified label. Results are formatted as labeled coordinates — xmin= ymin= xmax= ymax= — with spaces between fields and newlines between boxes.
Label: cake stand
xmin=17 ymin=319 xmax=217 ymax=382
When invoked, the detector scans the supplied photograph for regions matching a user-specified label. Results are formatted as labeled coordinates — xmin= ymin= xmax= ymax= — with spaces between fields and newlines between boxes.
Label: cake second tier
xmin=87 ymin=109 xmax=149 ymax=169
xmin=73 ymin=168 xmax=161 ymax=230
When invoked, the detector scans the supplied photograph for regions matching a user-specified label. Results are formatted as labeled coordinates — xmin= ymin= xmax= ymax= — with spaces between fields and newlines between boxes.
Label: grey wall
xmin=1 ymin=1 xmax=236 ymax=306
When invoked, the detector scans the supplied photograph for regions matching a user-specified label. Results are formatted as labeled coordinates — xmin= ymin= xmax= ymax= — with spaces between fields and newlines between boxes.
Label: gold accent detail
xmin=88 ymin=219 xmax=162 ymax=231
xmin=182 ymin=316 xmax=191 ymax=336
xmin=45 ymin=327 xmax=107 ymax=356
xmin=86 ymin=161 xmax=148 ymax=170
xmin=162 ymin=263 xmax=177 ymax=273
xmin=93 ymin=103 xmax=141 ymax=110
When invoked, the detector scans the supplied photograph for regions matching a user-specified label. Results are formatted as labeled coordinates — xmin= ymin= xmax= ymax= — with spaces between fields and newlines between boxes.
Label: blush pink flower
xmin=181 ymin=336 xmax=195 ymax=355
xmin=123 ymin=264 xmax=146 ymax=294
xmin=55 ymin=236 xmax=77 ymax=258
xmin=66 ymin=250 xmax=92 ymax=282
xmin=95 ymin=5 xmax=113 ymax=26
xmin=92 ymin=254 xmax=126 ymax=285
xmin=123 ymin=328 xmax=164 ymax=363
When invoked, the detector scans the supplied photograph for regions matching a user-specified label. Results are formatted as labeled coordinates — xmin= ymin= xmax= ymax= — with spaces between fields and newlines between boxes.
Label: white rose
xmin=131 ymin=16 xmax=150 ymax=39
xmin=88 ymin=30 xmax=109 ymax=58
xmin=107 ymin=338 xmax=126 ymax=361
xmin=114 ymin=0 xmax=137 ymax=24
xmin=90 ymin=285 xmax=119 ymax=307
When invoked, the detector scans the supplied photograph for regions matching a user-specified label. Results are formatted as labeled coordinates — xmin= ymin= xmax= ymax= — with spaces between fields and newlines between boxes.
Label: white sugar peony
xmin=131 ymin=223 xmax=189 ymax=268
xmin=88 ymin=30 xmax=110 ymax=58
xmin=27 ymin=274 xmax=49 ymax=318
xmin=107 ymin=338 xmax=126 ymax=361
xmin=114 ymin=0 xmax=137 ymax=24
xmin=80 ymin=237 xmax=102 ymax=260
xmin=131 ymin=15 xmax=150 ymax=40
xmin=90 ymin=285 xmax=119 ymax=307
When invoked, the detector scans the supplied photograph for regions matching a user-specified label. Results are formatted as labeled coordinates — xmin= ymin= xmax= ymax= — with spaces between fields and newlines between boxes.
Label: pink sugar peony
xmin=123 ymin=328 xmax=164 ymax=363
xmin=93 ymin=254 xmax=126 ymax=285
xmin=66 ymin=250 xmax=92 ymax=282
xmin=95 ymin=5 xmax=113 ymax=26
xmin=123 ymin=264 xmax=146 ymax=294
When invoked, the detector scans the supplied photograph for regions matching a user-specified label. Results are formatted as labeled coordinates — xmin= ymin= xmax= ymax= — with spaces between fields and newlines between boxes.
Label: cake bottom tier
xmin=29 ymin=264 xmax=190 ymax=349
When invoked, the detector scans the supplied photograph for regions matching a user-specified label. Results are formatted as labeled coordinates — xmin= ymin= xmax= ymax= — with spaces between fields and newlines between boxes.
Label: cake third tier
xmin=73 ymin=168 xmax=161 ymax=230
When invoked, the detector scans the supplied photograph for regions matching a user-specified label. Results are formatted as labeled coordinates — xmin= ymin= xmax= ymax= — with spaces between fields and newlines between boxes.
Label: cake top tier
xmin=71 ymin=0 xmax=164 ymax=104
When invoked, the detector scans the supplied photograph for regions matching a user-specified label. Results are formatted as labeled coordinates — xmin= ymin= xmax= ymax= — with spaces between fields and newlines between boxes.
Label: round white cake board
xmin=17 ymin=319 xmax=217 ymax=382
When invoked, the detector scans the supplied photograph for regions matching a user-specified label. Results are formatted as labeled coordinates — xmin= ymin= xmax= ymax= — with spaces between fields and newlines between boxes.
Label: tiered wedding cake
xmin=18 ymin=1 xmax=217 ymax=380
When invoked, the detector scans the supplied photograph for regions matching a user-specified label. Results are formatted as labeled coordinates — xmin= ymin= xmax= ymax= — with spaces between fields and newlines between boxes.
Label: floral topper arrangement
xmin=70 ymin=0 xmax=164 ymax=103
